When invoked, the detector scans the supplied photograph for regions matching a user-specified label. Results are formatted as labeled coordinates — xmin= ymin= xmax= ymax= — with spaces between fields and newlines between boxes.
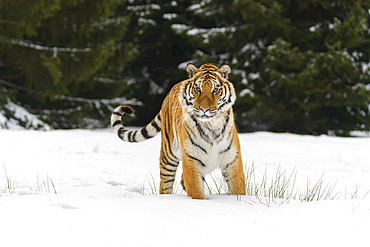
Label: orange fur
xmin=111 ymin=64 xmax=246 ymax=199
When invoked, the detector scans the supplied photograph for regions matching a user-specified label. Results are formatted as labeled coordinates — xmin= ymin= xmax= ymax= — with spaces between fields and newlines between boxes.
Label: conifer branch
xmin=0 ymin=35 xmax=91 ymax=53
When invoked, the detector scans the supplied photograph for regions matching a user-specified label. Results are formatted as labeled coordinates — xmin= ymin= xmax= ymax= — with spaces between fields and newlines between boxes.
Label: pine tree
xmin=0 ymin=0 xmax=134 ymax=128
xmin=1 ymin=0 xmax=368 ymax=134
xmin=118 ymin=0 xmax=200 ymax=126
xmin=186 ymin=0 xmax=370 ymax=135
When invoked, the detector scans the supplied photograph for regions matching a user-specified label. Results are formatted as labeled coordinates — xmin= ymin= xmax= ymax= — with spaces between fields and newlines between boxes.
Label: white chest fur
xmin=180 ymin=114 xmax=238 ymax=175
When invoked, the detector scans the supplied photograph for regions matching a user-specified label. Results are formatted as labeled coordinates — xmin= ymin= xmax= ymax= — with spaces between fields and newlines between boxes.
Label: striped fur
xmin=111 ymin=105 xmax=161 ymax=142
xmin=111 ymin=63 xmax=246 ymax=199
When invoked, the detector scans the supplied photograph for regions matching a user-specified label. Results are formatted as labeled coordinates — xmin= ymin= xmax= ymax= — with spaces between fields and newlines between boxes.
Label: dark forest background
xmin=0 ymin=0 xmax=369 ymax=135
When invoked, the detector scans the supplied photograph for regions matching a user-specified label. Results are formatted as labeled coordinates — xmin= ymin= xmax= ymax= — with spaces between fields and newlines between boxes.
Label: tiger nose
xmin=200 ymin=107 xmax=210 ymax=113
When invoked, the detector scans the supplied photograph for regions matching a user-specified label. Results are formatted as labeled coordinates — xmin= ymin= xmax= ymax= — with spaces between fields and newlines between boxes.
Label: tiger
xmin=111 ymin=63 xmax=246 ymax=199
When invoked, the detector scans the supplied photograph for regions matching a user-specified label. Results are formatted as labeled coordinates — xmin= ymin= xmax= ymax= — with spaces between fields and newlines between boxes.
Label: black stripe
xmin=218 ymin=102 xmax=226 ymax=111
xmin=150 ymin=120 xmax=161 ymax=132
xmin=162 ymin=155 xmax=179 ymax=168
xmin=132 ymin=131 xmax=138 ymax=142
xmin=190 ymin=114 xmax=212 ymax=144
xmin=184 ymin=82 xmax=193 ymax=105
xmin=118 ymin=127 xmax=126 ymax=137
xmin=157 ymin=113 xmax=161 ymax=121
xmin=185 ymin=122 xmax=195 ymax=135
xmin=222 ymin=84 xmax=227 ymax=96
xmin=186 ymin=129 xmax=207 ymax=154
xmin=128 ymin=131 xmax=133 ymax=142
xmin=113 ymin=112 xmax=122 ymax=116
xmin=164 ymin=179 xmax=175 ymax=183
xmin=226 ymin=87 xmax=232 ymax=103
xmin=167 ymin=151 xmax=179 ymax=164
xmin=185 ymin=152 xmax=206 ymax=167
xmin=220 ymin=136 xmax=233 ymax=154
xmin=163 ymin=127 xmax=171 ymax=146
xmin=184 ymin=123 xmax=197 ymax=143
xmin=220 ymin=110 xmax=231 ymax=135
xmin=184 ymin=96 xmax=192 ymax=106
xmin=184 ymin=82 xmax=190 ymax=94
xmin=218 ymin=97 xmax=234 ymax=112
xmin=225 ymin=154 xmax=238 ymax=169
xmin=140 ymin=127 xmax=151 ymax=139
xmin=162 ymin=128 xmax=179 ymax=163
xmin=160 ymin=172 xmax=175 ymax=177
xmin=161 ymin=141 xmax=179 ymax=164
xmin=161 ymin=163 xmax=178 ymax=173
xmin=112 ymin=120 xmax=121 ymax=127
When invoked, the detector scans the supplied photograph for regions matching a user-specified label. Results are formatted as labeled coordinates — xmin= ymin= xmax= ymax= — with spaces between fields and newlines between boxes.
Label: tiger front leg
xmin=222 ymin=153 xmax=246 ymax=195
xmin=182 ymin=154 xmax=205 ymax=199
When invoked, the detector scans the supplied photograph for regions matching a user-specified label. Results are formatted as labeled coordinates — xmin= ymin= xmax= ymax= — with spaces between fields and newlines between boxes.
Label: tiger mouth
xmin=194 ymin=111 xmax=217 ymax=120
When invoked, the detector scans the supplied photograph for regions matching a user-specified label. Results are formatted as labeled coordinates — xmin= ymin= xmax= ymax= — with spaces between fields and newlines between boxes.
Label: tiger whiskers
xmin=175 ymin=115 xmax=185 ymax=129
xmin=175 ymin=112 xmax=193 ymax=132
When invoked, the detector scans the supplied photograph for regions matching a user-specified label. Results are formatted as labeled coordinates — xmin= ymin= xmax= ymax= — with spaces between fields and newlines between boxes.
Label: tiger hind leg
xmin=180 ymin=174 xmax=186 ymax=192
xmin=159 ymin=144 xmax=180 ymax=195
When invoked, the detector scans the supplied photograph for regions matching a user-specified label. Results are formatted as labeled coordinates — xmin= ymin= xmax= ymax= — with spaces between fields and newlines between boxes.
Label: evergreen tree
xmin=186 ymin=0 xmax=370 ymax=135
xmin=0 ymin=0 xmax=134 ymax=128
xmin=1 ymin=0 xmax=368 ymax=135
xmin=118 ymin=0 xmax=200 ymax=126
xmin=255 ymin=0 xmax=370 ymax=135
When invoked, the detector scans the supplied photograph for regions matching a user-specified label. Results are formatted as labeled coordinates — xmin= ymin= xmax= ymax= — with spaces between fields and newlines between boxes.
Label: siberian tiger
xmin=111 ymin=63 xmax=246 ymax=199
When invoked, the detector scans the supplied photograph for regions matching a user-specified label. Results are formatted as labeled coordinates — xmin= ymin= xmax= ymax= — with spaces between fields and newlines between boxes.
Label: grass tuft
xmin=299 ymin=175 xmax=339 ymax=202
xmin=245 ymin=163 xmax=298 ymax=202
xmin=142 ymin=171 xmax=186 ymax=196
xmin=33 ymin=175 xmax=58 ymax=194
xmin=1 ymin=165 xmax=15 ymax=194
xmin=345 ymin=185 xmax=370 ymax=200
xmin=1 ymin=166 xmax=58 ymax=195
xmin=204 ymin=172 xmax=229 ymax=195
xmin=142 ymin=163 xmax=369 ymax=202
xmin=244 ymin=163 xmax=343 ymax=202
xmin=142 ymin=172 xmax=158 ymax=195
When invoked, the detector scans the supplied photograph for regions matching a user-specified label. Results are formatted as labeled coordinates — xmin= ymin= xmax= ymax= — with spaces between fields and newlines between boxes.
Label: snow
xmin=171 ymin=24 xmax=236 ymax=44
xmin=239 ymin=88 xmax=255 ymax=97
xmin=248 ymin=72 xmax=261 ymax=80
xmin=171 ymin=23 xmax=190 ymax=32
xmin=163 ymin=13 xmax=177 ymax=20
xmin=0 ymin=101 xmax=50 ymax=130
xmin=241 ymin=43 xmax=259 ymax=53
xmin=0 ymin=129 xmax=369 ymax=247
xmin=309 ymin=23 xmax=321 ymax=32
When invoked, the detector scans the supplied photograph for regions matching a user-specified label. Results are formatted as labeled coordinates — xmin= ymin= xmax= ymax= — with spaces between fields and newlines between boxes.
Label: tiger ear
xmin=219 ymin=65 xmax=231 ymax=79
xmin=186 ymin=63 xmax=198 ymax=78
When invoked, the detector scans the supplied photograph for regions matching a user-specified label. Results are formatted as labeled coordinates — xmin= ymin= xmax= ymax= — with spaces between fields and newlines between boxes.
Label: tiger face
xmin=181 ymin=63 xmax=236 ymax=121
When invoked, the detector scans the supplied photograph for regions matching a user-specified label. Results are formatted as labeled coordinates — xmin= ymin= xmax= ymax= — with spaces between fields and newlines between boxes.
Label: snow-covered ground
xmin=0 ymin=129 xmax=369 ymax=247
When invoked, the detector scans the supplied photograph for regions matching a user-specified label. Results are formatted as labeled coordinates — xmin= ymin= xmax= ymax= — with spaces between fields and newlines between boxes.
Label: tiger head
xmin=181 ymin=63 xmax=236 ymax=121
